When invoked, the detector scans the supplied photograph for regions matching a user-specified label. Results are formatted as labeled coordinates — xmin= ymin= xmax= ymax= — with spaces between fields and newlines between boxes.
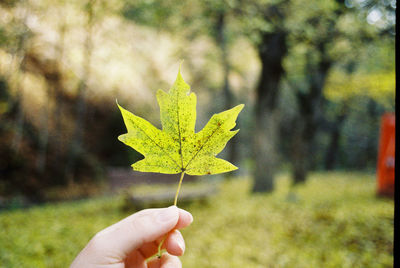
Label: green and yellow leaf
xmin=118 ymin=67 xmax=244 ymax=176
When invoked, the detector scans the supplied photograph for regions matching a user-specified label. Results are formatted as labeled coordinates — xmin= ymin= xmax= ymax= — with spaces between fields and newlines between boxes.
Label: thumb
xmin=91 ymin=206 xmax=180 ymax=259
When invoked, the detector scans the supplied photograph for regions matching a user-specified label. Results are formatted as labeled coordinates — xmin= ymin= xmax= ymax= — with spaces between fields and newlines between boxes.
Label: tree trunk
xmin=324 ymin=112 xmax=347 ymax=170
xmin=12 ymin=77 xmax=25 ymax=154
xmin=292 ymin=49 xmax=331 ymax=184
xmin=291 ymin=113 xmax=317 ymax=184
xmin=215 ymin=11 xmax=238 ymax=167
xmin=36 ymin=83 xmax=50 ymax=172
xmin=53 ymin=17 xmax=66 ymax=160
xmin=253 ymin=109 xmax=280 ymax=192
xmin=291 ymin=118 xmax=308 ymax=183
xmin=65 ymin=0 xmax=94 ymax=184
xmin=252 ymin=30 xmax=287 ymax=193
xmin=11 ymin=4 xmax=30 ymax=154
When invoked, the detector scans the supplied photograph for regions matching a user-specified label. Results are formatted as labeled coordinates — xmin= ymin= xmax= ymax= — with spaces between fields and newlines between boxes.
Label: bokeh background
xmin=0 ymin=0 xmax=395 ymax=267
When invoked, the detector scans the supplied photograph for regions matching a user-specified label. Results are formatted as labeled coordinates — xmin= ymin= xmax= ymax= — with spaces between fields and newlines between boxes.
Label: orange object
xmin=376 ymin=113 xmax=395 ymax=197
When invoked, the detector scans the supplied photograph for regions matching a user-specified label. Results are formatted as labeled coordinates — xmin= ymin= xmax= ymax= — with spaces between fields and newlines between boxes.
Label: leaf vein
xmin=176 ymin=90 xmax=184 ymax=170
xmin=184 ymin=122 xmax=224 ymax=170
xmin=130 ymin=118 xmax=180 ymax=169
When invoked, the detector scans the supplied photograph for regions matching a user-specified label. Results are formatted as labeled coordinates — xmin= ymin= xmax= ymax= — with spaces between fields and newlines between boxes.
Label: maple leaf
xmin=117 ymin=68 xmax=244 ymax=176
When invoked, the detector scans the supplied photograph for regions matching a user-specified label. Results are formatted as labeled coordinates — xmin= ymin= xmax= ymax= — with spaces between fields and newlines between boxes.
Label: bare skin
xmin=71 ymin=206 xmax=193 ymax=268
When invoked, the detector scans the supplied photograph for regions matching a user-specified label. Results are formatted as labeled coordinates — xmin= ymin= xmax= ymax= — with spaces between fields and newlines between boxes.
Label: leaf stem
xmin=156 ymin=172 xmax=185 ymax=259
xmin=174 ymin=172 xmax=185 ymax=206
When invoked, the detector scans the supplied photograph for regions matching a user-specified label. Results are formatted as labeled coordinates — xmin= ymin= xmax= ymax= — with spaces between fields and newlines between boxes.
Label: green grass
xmin=0 ymin=172 xmax=394 ymax=267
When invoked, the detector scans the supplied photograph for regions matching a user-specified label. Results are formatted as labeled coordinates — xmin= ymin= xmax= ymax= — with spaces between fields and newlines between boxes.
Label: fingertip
xmin=161 ymin=253 xmax=182 ymax=268
xmin=165 ymin=230 xmax=185 ymax=256
xmin=175 ymin=208 xmax=193 ymax=229
xmin=181 ymin=209 xmax=193 ymax=223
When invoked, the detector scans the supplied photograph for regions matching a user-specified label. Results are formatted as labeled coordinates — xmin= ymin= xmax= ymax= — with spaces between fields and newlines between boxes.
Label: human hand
xmin=70 ymin=206 xmax=193 ymax=268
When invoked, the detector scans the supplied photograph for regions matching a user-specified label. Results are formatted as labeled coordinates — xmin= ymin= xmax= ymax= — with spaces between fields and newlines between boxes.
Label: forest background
xmin=0 ymin=0 xmax=396 ymax=267
xmin=0 ymin=0 xmax=395 ymax=201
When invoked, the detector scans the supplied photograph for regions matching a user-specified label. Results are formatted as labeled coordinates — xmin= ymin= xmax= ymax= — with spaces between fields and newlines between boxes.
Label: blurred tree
xmin=233 ymin=0 xmax=290 ymax=192
xmin=1 ymin=0 xmax=395 ymax=201
xmin=122 ymin=0 xmax=183 ymax=30
xmin=201 ymin=0 xmax=238 ymax=166
xmin=22 ymin=51 xmax=64 ymax=173
xmin=1 ymin=1 xmax=45 ymax=200
xmin=323 ymin=101 xmax=349 ymax=170
xmin=2 ymin=0 xmax=32 ymax=154
xmin=283 ymin=0 xmax=394 ymax=183
xmin=285 ymin=0 xmax=344 ymax=184
xmin=323 ymin=69 xmax=394 ymax=170
xmin=65 ymin=0 xmax=95 ymax=185
xmin=23 ymin=2 xmax=68 ymax=173
xmin=321 ymin=1 xmax=395 ymax=171
xmin=52 ymin=3 xmax=67 ymax=164
xmin=345 ymin=0 xmax=396 ymax=35
xmin=0 ymin=0 xmax=168 ymax=200
xmin=325 ymin=70 xmax=395 ymax=109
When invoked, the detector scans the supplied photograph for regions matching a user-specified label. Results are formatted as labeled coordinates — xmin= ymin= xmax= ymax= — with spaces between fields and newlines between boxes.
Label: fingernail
xmin=157 ymin=206 xmax=177 ymax=223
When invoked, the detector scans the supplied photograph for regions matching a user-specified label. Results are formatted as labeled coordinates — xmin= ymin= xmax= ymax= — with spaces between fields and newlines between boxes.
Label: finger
xmin=135 ymin=209 xmax=192 ymax=259
xmin=175 ymin=208 xmax=193 ymax=229
xmin=138 ymin=241 xmax=159 ymax=259
xmin=139 ymin=228 xmax=185 ymax=259
xmin=91 ymin=206 xmax=180 ymax=259
xmin=147 ymin=253 xmax=181 ymax=268
xmin=124 ymin=250 xmax=146 ymax=268
xmin=165 ymin=230 xmax=185 ymax=256
xmin=161 ymin=253 xmax=182 ymax=268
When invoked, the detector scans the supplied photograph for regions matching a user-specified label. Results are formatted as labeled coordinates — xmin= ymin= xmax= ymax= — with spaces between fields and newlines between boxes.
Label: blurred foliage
xmin=0 ymin=0 xmax=396 ymax=199
xmin=344 ymin=0 xmax=396 ymax=35
xmin=325 ymin=70 xmax=395 ymax=109
xmin=0 ymin=172 xmax=393 ymax=267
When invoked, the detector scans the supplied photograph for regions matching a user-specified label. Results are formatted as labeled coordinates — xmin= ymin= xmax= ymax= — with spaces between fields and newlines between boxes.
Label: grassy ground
xmin=0 ymin=172 xmax=394 ymax=267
